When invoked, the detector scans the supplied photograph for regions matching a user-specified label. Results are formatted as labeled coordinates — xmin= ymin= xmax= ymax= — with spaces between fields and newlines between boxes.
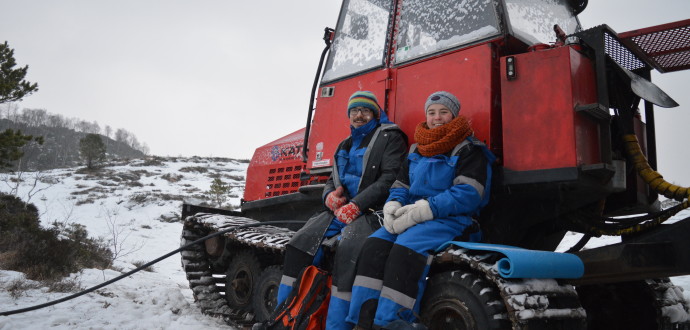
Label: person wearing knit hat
xmin=347 ymin=91 xmax=496 ymax=329
xmin=275 ymin=90 xmax=407 ymax=330
xmin=347 ymin=90 xmax=381 ymax=123
xmin=424 ymin=90 xmax=460 ymax=117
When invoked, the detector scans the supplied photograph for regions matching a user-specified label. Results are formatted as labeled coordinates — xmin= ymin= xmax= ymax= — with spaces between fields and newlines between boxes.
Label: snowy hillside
xmin=0 ymin=157 xmax=247 ymax=329
xmin=0 ymin=157 xmax=689 ymax=329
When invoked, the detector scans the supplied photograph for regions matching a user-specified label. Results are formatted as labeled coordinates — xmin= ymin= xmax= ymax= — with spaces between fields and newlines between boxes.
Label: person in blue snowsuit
xmin=276 ymin=91 xmax=407 ymax=330
xmin=346 ymin=91 xmax=495 ymax=328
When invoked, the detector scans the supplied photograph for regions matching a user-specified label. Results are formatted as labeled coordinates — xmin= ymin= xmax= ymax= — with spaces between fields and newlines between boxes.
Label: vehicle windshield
xmin=322 ymin=0 xmax=393 ymax=82
xmin=395 ymin=0 xmax=500 ymax=63
xmin=504 ymin=0 xmax=581 ymax=45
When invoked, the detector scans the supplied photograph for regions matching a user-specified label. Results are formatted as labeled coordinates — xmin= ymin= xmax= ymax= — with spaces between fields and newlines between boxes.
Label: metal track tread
xmin=181 ymin=220 xmax=254 ymax=327
xmin=435 ymin=248 xmax=588 ymax=329
xmin=181 ymin=214 xmax=294 ymax=328
xmin=191 ymin=213 xmax=293 ymax=252
xmin=645 ymin=278 xmax=690 ymax=329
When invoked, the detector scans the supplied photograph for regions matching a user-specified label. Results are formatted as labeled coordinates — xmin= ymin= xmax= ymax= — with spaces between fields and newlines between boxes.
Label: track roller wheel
xmin=225 ymin=250 xmax=261 ymax=312
xmin=252 ymin=265 xmax=283 ymax=322
xmin=421 ymin=270 xmax=510 ymax=330
xmin=204 ymin=235 xmax=225 ymax=257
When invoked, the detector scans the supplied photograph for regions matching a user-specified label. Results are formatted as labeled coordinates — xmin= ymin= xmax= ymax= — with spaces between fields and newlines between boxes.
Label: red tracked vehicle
xmin=181 ymin=1 xmax=690 ymax=328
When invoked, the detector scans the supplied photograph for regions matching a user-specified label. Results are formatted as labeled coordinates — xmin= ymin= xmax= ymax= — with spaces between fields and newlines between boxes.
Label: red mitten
xmin=325 ymin=186 xmax=347 ymax=212
xmin=334 ymin=202 xmax=361 ymax=224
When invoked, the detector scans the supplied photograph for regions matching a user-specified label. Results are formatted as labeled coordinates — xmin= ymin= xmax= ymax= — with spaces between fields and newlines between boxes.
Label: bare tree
xmin=0 ymin=102 xmax=20 ymax=122
xmin=18 ymin=108 xmax=47 ymax=127
xmin=1 ymin=168 xmax=55 ymax=203
xmin=104 ymin=125 xmax=112 ymax=139
xmin=0 ymin=102 xmax=9 ymax=119
xmin=114 ymin=128 xmax=129 ymax=143
xmin=114 ymin=128 xmax=130 ymax=153
xmin=129 ymin=135 xmax=140 ymax=151
xmin=34 ymin=109 xmax=47 ymax=126
xmin=141 ymin=142 xmax=150 ymax=155
xmin=100 ymin=206 xmax=144 ymax=267
xmin=75 ymin=120 xmax=90 ymax=133
xmin=19 ymin=109 xmax=32 ymax=125
xmin=88 ymin=121 xmax=101 ymax=135
xmin=64 ymin=117 xmax=76 ymax=130
xmin=46 ymin=113 xmax=65 ymax=128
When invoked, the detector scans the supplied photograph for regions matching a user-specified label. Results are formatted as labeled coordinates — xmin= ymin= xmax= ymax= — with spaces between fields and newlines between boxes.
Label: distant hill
xmin=1 ymin=119 xmax=145 ymax=171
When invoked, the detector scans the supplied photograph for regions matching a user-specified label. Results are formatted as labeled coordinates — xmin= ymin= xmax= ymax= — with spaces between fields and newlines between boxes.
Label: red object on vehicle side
xmin=244 ymin=128 xmax=308 ymax=202
xmin=501 ymin=46 xmax=600 ymax=172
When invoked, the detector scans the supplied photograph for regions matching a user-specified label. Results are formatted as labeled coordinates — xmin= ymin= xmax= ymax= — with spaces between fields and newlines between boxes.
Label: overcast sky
xmin=2 ymin=0 xmax=689 ymax=184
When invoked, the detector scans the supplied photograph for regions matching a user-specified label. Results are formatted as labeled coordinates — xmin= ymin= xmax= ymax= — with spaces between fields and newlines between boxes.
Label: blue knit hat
xmin=425 ymin=91 xmax=460 ymax=117
xmin=347 ymin=91 xmax=381 ymax=119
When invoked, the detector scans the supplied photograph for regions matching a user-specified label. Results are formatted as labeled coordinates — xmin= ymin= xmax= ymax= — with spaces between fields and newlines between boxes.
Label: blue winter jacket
xmin=322 ymin=115 xmax=407 ymax=212
xmin=387 ymin=136 xmax=495 ymax=220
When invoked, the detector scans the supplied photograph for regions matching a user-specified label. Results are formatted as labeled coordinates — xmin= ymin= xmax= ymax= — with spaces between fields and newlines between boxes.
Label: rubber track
xmin=181 ymin=219 xmax=251 ymax=326
xmin=435 ymin=248 xmax=588 ymax=329
xmin=181 ymin=213 xmax=294 ymax=327
xmin=645 ymin=278 xmax=690 ymax=328
xmin=190 ymin=213 xmax=293 ymax=252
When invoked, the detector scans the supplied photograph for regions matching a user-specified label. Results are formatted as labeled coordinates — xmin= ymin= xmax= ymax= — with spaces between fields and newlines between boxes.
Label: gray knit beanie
xmin=425 ymin=91 xmax=460 ymax=117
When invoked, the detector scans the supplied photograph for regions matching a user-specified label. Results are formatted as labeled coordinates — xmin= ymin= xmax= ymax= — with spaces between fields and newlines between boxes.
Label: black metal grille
xmin=604 ymin=31 xmax=646 ymax=71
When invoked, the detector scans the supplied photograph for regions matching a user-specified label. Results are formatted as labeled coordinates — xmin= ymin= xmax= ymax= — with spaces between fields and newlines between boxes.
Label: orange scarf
xmin=414 ymin=115 xmax=473 ymax=157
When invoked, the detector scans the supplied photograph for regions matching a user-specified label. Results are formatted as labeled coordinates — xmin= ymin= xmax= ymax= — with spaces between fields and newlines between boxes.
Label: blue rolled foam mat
xmin=436 ymin=241 xmax=584 ymax=279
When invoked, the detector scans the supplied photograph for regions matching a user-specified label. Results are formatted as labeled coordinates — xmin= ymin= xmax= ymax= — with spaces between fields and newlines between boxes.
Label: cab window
xmin=504 ymin=0 xmax=581 ymax=46
xmin=322 ymin=0 xmax=394 ymax=82
xmin=395 ymin=0 xmax=500 ymax=63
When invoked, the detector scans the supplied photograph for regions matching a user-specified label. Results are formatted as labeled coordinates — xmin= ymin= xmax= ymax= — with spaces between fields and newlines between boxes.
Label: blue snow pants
xmin=346 ymin=217 xmax=475 ymax=328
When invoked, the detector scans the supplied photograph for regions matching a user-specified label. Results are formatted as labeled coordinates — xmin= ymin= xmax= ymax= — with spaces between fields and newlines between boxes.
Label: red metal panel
xmin=244 ymin=128 xmax=306 ymax=201
xmin=570 ymin=49 xmax=601 ymax=166
xmin=392 ymin=44 xmax=497 ymax=148
xmin=501 ymin=46 xmax=599 ymax=172
xmin=306 ymin=70 xmax=388 ymax=171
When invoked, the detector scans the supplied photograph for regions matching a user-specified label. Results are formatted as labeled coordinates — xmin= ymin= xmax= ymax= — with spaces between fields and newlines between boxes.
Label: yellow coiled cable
xmin=574 ymin=135 xmax=689 ymax=236
xmin=622 ymin=134 xmax=690 ymax=202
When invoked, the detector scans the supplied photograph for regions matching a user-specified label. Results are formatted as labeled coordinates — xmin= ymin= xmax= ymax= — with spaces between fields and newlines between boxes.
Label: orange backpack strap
xmin=264 ymin=265 xmax=331 ymax=330
xmin=292 ymin=267 xmax=331 ymax=329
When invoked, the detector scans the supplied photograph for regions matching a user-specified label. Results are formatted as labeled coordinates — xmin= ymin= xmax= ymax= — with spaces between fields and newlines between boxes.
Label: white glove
xmin=392 ymin=199 xmax=434 ymax=234
xmin=382 ymin=201 xmax=402 ymax=234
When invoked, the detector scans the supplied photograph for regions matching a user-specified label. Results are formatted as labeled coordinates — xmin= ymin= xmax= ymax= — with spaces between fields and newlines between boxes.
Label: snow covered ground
xmin=0 ymin=157 xmax=246 ymax=329
xmin=0 ymin=157 xmax=689 ymax=329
